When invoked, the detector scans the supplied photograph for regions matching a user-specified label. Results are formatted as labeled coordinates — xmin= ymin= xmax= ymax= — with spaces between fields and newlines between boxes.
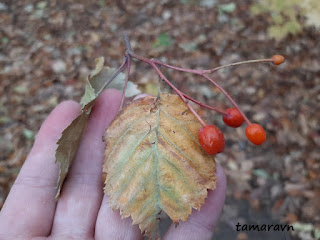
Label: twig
xmin=99 ymin=56 xmax=127 ymax=95
xmin=123 ymin=33 xmax=133 ymax=54
xmin=152 ymin=58 xmax=273 ymax=75
xmin=201 ymin=74 xmax=251 ymax=125
xmin=182 ymin=93 xmax=225 ymax=114
xmin=122 ymin=35 xmax=278 ymax=127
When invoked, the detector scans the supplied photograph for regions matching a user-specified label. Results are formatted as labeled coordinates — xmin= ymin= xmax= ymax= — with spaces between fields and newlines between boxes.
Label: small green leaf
xmin=315 ymin=228 xmax=320 ymax=239
xmin=0 ymin=116 xmax=10 ymax=124
xmin=80 ymin=84 xmax=96 ymax=108
xmin=153 ymin=33 xmax=174 ymax=48
xmin=252 ymin=169 xmax=270 ymax=179
xmin=14 ymin=85 xmax=28 ymax=94
xmin=37 ymin=1 xmax=47 ymax=9
xmin=1 ymin=37 xmax=9 ymax=44
xmin=219 ymin=3 xmax=236 ymax=13
xmin=292 ymin=222 xmax=314 ymax=231
xmin=23 ymin=129 xmax=34 ymax=140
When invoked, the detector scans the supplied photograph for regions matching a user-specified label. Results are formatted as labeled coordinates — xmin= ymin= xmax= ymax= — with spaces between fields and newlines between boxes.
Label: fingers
xmin=164 ymin=164 xmax=227 ymax=240
xmin=94 ymin=92 xmax=147 ymax=240
xmin=94 ymin=92 xmax=149 ymax=240
xmin=0 ymin=101 xmax=81 ymax=238
xmin=133 ymin=93 xmax=152 ymax=100
xmin=95 ymin=195 xmax=143 ymax=240
xmin=50 ymin=89 xmax=122 ymax=239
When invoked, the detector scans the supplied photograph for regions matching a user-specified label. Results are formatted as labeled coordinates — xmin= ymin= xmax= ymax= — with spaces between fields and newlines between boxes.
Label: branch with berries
xmin=115 ymin=34 xmax=284 ymax=155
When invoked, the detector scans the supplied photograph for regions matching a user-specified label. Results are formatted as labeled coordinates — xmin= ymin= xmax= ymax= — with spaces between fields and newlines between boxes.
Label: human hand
xmin=0 ymin=89 xmax=226 ymax=240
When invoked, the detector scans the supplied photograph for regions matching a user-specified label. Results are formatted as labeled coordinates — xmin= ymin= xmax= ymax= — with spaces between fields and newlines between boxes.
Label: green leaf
xmin=153 ymin=33 xmax=174 ymax=48
xmin=80 ymin=84 xmax=96 ymax=108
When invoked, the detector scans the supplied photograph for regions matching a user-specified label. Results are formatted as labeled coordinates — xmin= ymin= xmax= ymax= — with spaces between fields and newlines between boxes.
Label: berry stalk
xmin=201 ymin=74 xmax=251 ymax=126
xmin=124 ymin=47 xmax=208 ymax=127
xmin=182 ymin=92 xmax=226 ymax=114
xmin=150 ymin=62 xmax=208 ymax=127
xmin=152 ymin=56 xmax=283 ymax=75
xmin=99 ymin=56 xmax=128 ymax=95
xmin=120 ymin=35 xmax=284 ymax=149
xmin=204 ymin=58 xmax=274 ymax=74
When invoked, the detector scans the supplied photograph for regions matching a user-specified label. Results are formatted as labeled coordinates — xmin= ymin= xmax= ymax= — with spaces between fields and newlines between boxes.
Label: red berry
xmin=223 ymin=107 xmax=245 ymax=128
xmin=198 ymin=125 xmax=225 ymax=155
xmin=272 ymin=55 xmax=285 ymax=65
xmin=245 ymin=123 xmax=266 ymax=145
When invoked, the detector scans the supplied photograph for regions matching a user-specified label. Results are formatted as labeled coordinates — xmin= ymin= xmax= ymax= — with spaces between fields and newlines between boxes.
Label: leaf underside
xmin=103 ymin=94 xmax=217 ymax=239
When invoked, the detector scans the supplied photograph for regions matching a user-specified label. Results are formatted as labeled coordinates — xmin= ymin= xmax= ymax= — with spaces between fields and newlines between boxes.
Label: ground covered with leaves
xmin=0 ymin=0 xmax=319 ymax=239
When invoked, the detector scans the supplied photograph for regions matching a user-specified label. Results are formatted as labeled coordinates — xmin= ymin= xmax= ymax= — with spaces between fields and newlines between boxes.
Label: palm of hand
xmin=0 ymin=89 xmax=226 ymax=240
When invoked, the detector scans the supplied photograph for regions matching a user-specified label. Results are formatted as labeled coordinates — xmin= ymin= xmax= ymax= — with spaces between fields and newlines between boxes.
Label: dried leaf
xmin=56 ymin=57 xmax=140 ymax=199
xmin=108 ymin=77 xmax=141 ymax=98
xmin=80 ymin=57 xmax=140 ymax=107
xmin=103 ymin=93 xmax=217 ymax=239
xmin=55 ymin=102 xmax=94 ymax=198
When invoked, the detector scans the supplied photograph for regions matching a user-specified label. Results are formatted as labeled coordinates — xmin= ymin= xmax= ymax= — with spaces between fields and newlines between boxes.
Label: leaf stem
xmin=204 ymin=59 xmax=273 ymax=74
xmin=99 ymin=56 xmax=127 ymax=95
xmin=128 ymin=51 xmax=207 ymax=126
xmin=201 ymin=74 xmax=251 ymax=125
xmin=120 ymin=55 xmax=131 ymax=109
xmin=152 ymin=58 xmax=273 ymax=75
xmin=182 ymin=92 xmax=226 ymax=114
xmin=123 ymin=33 xmax=132 ymax=53
xmin=123 ymin=35 xmax=269 ymax=126
xmin=151 ymin=62 xmax=207 ymax=127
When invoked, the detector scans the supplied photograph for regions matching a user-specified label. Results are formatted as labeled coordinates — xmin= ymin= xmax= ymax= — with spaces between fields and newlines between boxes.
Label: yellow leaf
xmin=103 ymin=94 xmax=217 ymax=239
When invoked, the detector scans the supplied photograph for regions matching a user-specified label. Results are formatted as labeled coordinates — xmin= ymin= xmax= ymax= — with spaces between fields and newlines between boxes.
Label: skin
xmin=0 ymin=89 xmax=227 ymax=240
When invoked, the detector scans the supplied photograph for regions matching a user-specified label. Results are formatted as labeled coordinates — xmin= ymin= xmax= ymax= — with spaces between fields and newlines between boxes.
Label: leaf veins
xmin=103 ymin=93 xmax=217 ymax=239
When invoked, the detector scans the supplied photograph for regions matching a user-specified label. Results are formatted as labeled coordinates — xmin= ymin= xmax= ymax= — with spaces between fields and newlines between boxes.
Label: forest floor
xmin=1 ymin=1 xmax=319 ymax=239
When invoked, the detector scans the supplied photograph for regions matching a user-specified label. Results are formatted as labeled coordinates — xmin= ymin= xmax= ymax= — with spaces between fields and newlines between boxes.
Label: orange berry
xmin=245 ymin=123 xmax=266 ymax=145
xmin=223 ymin=107 xmax=245 ymax=128
xmin=198 ymin=125 xmax=225 ymax=155
xmin=272 ymin=55 xmax=285 ymax=65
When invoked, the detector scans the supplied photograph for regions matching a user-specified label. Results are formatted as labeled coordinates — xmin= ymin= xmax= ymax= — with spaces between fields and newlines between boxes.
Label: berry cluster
xmin=121 ymin=36 xmax=284 ymax=156
xmin=198 ymin=55 xmax=284 ymax=155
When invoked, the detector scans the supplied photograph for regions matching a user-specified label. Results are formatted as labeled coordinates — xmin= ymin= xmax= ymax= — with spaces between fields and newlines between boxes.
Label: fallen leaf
xmin=55 ymin=57 xmax=140 ymax=199
xmin=55 ymin=104 xmax=93 ymax=198
xmin=103 ymin=93 xmax=217 ymax=239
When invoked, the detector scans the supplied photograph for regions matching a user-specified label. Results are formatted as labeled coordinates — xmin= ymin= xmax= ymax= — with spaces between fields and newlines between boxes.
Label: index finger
xmin=0 ymin=101 xmax=81 ymax=238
